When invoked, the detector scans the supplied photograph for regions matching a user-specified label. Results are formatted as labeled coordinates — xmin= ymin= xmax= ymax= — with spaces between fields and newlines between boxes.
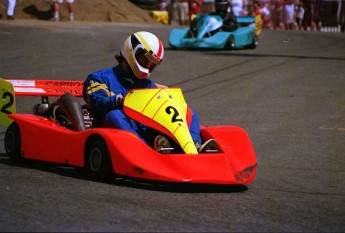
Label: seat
xmin=53 ymin=92 xmax=86 ymax=131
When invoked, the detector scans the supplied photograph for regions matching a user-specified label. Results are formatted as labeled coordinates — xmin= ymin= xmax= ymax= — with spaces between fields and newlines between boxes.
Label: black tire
xmin=85 ymin=137 xmax=113 ymax=180
xmin=5 ymin=122 xmax=22 ymax=162
xmin=225 ymin=36 xmax=235 ymax=50
xmin=246 ymin=35 xmax=258 ymax=49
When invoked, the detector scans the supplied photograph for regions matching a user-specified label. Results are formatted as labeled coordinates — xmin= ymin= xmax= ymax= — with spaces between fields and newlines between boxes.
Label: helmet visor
xmin=135 ymin=48 xmax=161 ymax=72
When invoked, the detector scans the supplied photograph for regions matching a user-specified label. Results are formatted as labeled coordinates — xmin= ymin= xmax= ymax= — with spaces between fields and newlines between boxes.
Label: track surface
xmin=0 ymin=20 xmax=344 ymax=232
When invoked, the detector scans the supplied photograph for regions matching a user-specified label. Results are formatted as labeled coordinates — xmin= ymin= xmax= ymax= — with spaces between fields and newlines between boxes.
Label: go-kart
xmin=169 ymin=14 xmax=258 ymax=50
xmin=0 ymin=78 xmax=257 ymax=185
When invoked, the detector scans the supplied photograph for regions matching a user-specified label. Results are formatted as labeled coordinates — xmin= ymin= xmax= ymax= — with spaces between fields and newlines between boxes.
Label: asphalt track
xmin=0 ymin=20 xmax=344 ymax=232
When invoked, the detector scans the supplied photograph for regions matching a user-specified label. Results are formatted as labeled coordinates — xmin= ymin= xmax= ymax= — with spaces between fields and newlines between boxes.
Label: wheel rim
xmin=230 ymin=38 xmax=235 ymax=48
xmin=226 ymin=36 xmax=234 ymax=49
xmin=5 ymin=131 xmax=16 ymax=153
xmin=90 ymin=148 xmax=102 ymax=171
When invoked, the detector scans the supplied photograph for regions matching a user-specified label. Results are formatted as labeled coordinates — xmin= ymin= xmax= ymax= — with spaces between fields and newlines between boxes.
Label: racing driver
xmin=83 ymin=31 xmax=218 ymax=154
xmin=189 ymin=0 xmax=238 ymax=37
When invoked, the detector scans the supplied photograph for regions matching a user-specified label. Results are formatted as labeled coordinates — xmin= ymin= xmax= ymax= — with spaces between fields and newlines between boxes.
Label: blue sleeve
xmin=83 ymin=73 xmax=117 ymax=116
xmin=149 ymin=80 xmax=157 ymax=88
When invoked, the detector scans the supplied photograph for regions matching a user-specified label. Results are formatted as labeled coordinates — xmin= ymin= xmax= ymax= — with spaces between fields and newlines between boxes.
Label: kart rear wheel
xmin=5 ymin=122 xmax=22 ymax=162
xmin=246 ymin=35 xmax=258 ymax=49
xmin=225 ymin=36 xmax=235 ymax=50
xmin=85 ymin=137 xmax=113 ymax=180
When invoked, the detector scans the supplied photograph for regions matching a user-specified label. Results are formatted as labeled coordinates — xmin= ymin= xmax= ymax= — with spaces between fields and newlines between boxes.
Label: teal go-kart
xmin=169 ymin=14 xmax=258 ymax=50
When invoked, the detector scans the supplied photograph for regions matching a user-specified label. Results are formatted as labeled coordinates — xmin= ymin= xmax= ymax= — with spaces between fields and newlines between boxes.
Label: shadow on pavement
xmin=0 ymin=152 xmax=248 ymax=193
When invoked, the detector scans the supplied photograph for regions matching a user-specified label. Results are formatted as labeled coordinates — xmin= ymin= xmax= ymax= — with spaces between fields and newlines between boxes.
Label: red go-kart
xmin=0 ymin=78 xmax=257 ymax=185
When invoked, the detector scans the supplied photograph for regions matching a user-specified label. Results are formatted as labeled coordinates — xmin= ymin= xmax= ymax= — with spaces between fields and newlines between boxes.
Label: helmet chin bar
xmin=131 ymin=45 xmax=150 ymax=79
xmin=135 ymin=61 xmax=150 ymax=79
xmin=125 ymin=61 xmax=149 ymax=81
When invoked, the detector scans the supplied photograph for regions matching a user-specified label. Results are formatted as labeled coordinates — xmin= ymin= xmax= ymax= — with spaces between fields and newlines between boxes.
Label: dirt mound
xmin=0 ymin=0 xmax=159 ymax=24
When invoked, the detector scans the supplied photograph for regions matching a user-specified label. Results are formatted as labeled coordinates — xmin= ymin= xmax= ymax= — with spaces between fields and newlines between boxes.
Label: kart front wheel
xmin=85 ymin=137 xmax=113 ymax=180
xmin=225 ymin=36 xmax=235 ymax=50
xmin=5 ymin=122 xmax=22 ymax=162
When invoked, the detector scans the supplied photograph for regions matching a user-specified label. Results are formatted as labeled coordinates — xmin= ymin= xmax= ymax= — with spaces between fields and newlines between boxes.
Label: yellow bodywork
xmin=124 ymin=88 xmax=198 ymax=154
xmin=0 ymin=79 xmax=16 ymax=127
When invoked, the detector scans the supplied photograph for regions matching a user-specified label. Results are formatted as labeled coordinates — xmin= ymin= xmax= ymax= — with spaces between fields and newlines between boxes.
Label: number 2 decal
xmin=165 ymin=106 xmax=183 ymax=123
xmin=1 ymin=92 xmax=14 ymax=114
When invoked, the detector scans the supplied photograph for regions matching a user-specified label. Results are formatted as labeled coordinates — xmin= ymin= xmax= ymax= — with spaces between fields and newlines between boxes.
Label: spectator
xmin=158 ymin=0 xmax=169 ymax=11
xmin=302 ymin=0 xmax=322 ymax=31
xmin=271 ymin=0 xmax=284 ymax=29
xmin=295 ymin=1 xmax=305 ymax=30
xmin=167 ymin=0 xmax=173 ymax=24
xmin=338 ymin=0 xmax=345 ymax=32
xmin=281 ymin=0 xmax=296 ymax=30
xmin=231 ymin=0 xmax=247 ymax=16
xmin=174 ymin=0 xmax=190 ymax=25
xmin=53 ymin=0 xmax=74 ymax=22
xmin=248 ymin=0 xmax=262 ymax=16
xmin=5 ymin=0 xmax=16 ymax=20
xmin=301 ymin=0 xmax=311 ymax=30
xmin=83 ymin=31 xmax=219 ymax=154
xmin=188 ymin=0 xmax=202 ymax=20
xmin=310 ymin=0 xmax=322 ymax=31
xmin=260 ymin=1 xmax=271 ymax=29
xmin=248 ymin=0 xmax=263 ymax=35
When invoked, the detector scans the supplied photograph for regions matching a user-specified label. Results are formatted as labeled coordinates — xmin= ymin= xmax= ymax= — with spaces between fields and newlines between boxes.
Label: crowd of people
xmin=3 ymin=0 xmax=344 ymax=32
xmin=252 ymin=0 xmax=345 ymax=32
xmin=163 ymin=0 xmax=345 ymax=32
xmin=2 ymin=0 xmax=74 ymax=22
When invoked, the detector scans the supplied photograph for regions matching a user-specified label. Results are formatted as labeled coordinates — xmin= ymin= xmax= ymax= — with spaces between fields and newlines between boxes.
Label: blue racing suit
xmin=83 ymin=65 xmax=202 ymax=145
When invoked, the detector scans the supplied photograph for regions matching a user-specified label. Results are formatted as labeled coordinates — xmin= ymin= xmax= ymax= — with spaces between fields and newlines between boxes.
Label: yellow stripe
xmin=135 ymin=32 xmax=152 ymax=51
xmin=86 ymin=81 xmax=115 ymax=96
xmin=126 ymin=39 xmax=139 ymax=74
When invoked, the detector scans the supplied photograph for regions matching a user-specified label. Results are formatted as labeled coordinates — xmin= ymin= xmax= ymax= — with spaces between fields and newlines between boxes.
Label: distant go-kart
xmin=169 ymin=14 xmax=259 ymax=50
xmin=0 ymin=78 xmax=257 ymax=185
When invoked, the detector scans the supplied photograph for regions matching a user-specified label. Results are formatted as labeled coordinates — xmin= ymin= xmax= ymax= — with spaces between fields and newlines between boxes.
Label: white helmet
xmin=120 ymin=31 xmax=164 ymax=79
